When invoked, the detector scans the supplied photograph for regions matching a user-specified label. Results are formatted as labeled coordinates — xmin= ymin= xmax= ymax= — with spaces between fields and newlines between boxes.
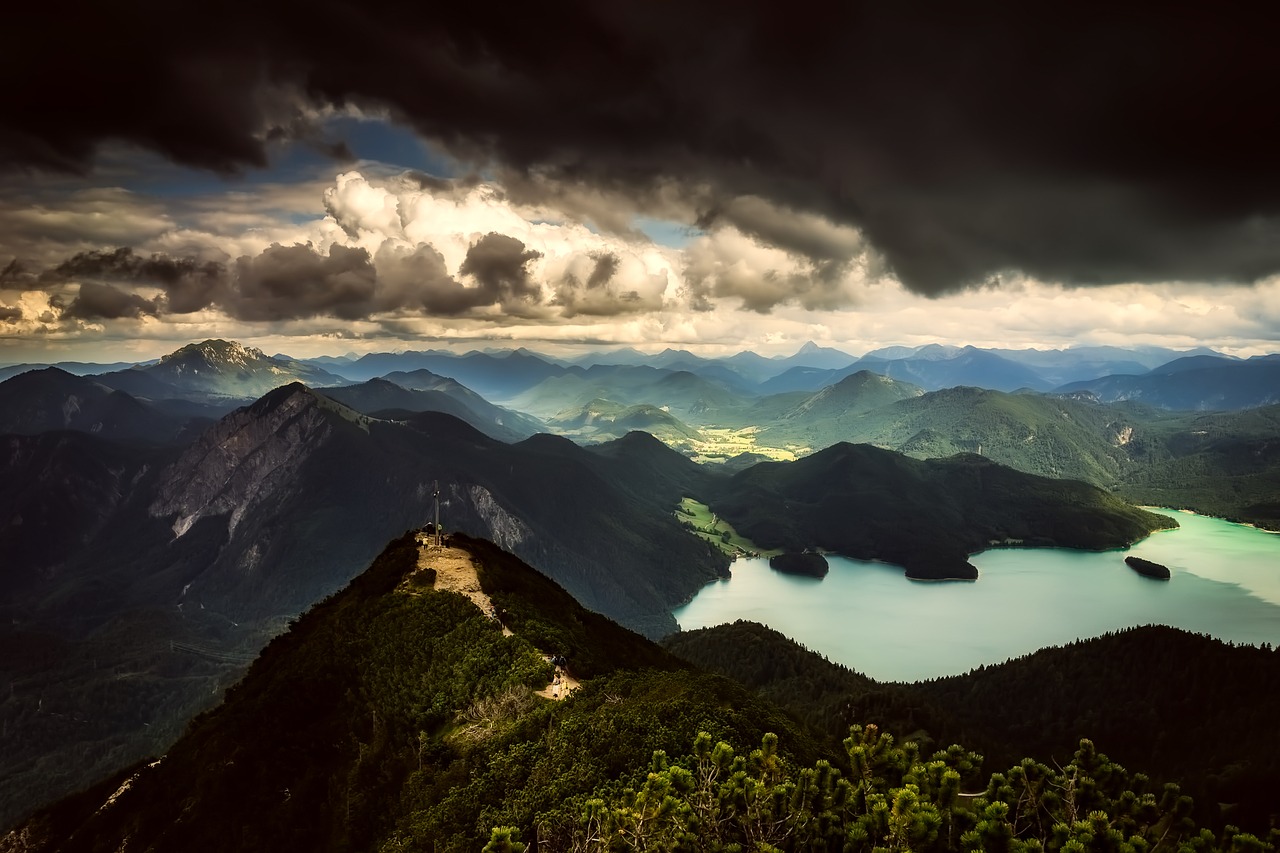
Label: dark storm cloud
xmin=373 ymin=242 xmax=524 ymax=317
xmin=458 ymin=233 xmax=543 ymax=306
xmin=6 ymin=2 xmax=1280 ymax=293
xmin=586 ymin=252 xmax=620 ymax=290
xmin=230 ymin=243 xmax=379 ymax=321
xmin=1 ymin=258 xmax=35 ymax=287
xmin=60 ymin=281 xmax=160 ymax=320
xmin=0 ymin=304 xmax=22 ymax=323
xmin=405 ymin=171 xmax=486 ymax=199
xmin=697 ymin=197 xmax=865 ymax=265
xmin=39 ymin=239 xmax=549 ymax=322
xmin=48 ymin=248 xmax=226 ymax=313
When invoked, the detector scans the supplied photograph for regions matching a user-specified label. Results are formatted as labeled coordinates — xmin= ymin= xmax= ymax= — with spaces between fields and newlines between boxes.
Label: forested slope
xmin=710 ymin=444 xmax=1174 ymax=579
xmin=666 ymin=620 xmax=1280 ymax=833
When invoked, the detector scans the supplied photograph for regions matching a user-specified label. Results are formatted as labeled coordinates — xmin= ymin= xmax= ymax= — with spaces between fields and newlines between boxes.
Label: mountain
xmin=645 ymin=370 xmax=752 ymax=422
xmin=667 ymin=620 xmax=1280 ymax=830
xmin=857 ymin=346 xmax=1052 ymax=392
xmin=569 ymin=346 xmax=650 ymax=367
xmin=754 ymin=345 xmax=1239 ymax=395
xmin=0 ymin=368 xmax=195 ymax=445
xmin=1057 ymin=354 xmax=1280 ymax=410
xmin=988 ymin=346 xmax=1156 ymax=385
xmin=342 ymin=348 xmax=567 ymax=398
xmin=0 ymin=431 xmax=154 ymax=598
xmin=545 ymin=398 xmax=701 ymax=446
xmin=511 ymin=365 xmax=755 ymax=425
xmin=377 ymin=369 xmax=546 ymax=437
xmin=914 ymin=625 xmax=1280 ymax=828
xmin=758 ymin=346 xmax=1048 ymax=394
xmin=10 ymin=537 xmax=1274 ymax=849
xmin=763 ymin=384 xmax=1280 ymax=530
xmin=0 ymin=384 xmax=732 ymax=824
xmin=0 ymin=361 xmax=135 ymax=383
xmin=2 ymin=533 xmax=803 ymax=851
xmin=1114 ymin=403 xmax=1280 ymax=528
xmin=284 ymin=353 xmax=356 ymax=371
xmin=817 ymin=385 xmax=1145 ymax=486
xmin=121 ymin=339 xmax=349 ymax=399
xmin=982 ymin=345 xmax=1226 ymax=386
xmin=756 ymin=364 xmax=846 ymax=393
xmin=139 ymin=384 xmax=725 ymax=631
xmin=777 ymin=370 xmax=925 ymax=422
xmin=505 ymin=364 xmax=668 ymax=417
xmin=714 ymin=341 xmax=858 ymax=385
xmin=1148 ymin=353 xmax=1243 ymax=375
xmin=779 ymin=340 xmax=859 ymax=370
xmin=709 ymin=443 xmax=1175 ymax=579
xmin=1 ymin=382 xmax=727 ymax=636
xmin=656 ymin=357 xmax=761 ymax=391
xmin=317 ymin=376 xmax=544 ymax=442
xmin=719 ymin=348 xmax=785 ymax=382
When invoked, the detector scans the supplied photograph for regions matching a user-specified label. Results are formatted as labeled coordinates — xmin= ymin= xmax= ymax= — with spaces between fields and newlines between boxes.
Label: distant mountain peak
xmin=161 ymin=339 xmax=265 ymax=367
xmin=834 ymin=369 xmax=886 ymax=387
xmin=140 ymin=340 xmax=347 ymax=398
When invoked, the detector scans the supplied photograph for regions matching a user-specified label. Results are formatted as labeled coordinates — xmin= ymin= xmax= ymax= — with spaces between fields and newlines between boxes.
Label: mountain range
xmin=8 ymin=339 xmax=1276 ymax=416
xmin=2 ymin=336 xmax=1278 ymax=829
xmin=284 ymin=340 xmax=1273 ymax=409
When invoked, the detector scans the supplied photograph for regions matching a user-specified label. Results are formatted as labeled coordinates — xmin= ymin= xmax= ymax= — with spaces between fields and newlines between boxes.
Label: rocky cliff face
xmin=149 ymin=386 xmax=338 ymax=538
xmin=466 ymin=483 xmax=532 ymax=552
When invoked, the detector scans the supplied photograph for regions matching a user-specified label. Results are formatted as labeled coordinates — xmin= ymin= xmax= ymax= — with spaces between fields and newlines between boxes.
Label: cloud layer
xmin=5 ymin=1 xmax=1280 ymax=295
xmin=3 ymin=164 xmax=1279 ymax=365
xmin=19 ymin=172 xmax=686 ymax=329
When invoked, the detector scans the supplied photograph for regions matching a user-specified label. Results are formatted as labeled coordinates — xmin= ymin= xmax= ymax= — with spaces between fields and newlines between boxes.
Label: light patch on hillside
xmin=687 ymin=426 xmax=807 ymax=464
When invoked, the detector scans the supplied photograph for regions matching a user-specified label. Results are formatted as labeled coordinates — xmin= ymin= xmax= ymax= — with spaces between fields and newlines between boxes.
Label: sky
xmin=3 ymin=1 xmax=1280 ymax=364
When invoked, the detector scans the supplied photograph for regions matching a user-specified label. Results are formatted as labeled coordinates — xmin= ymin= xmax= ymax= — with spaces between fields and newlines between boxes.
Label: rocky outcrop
xmin=149 ymin=385 xmax=337 ymax=538
xmin=467 ymin=483 xmax=532 ymax=552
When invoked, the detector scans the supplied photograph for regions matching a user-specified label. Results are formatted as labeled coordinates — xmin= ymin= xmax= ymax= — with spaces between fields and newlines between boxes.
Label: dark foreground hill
xmin=666 ymin=620 xmax=1280 ymax=834
xmin=0 ymin=387 xmax=729 ymax=827
xmin=3 ymin=534 xmax=807 ymax=852
xmin=9 ymin=538 xmax=1277 ymax=851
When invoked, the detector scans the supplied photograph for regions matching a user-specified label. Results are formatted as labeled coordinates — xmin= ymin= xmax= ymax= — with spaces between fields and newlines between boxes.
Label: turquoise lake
xmin=671 ymin=509 xmax=1280 ymax=683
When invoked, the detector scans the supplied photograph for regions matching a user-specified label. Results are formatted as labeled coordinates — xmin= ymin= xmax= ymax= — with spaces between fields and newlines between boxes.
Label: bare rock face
xmin=467 ymin=483 xmax=532 ymax=552
xmin=149 ymin=385 xmax=335 ymax=538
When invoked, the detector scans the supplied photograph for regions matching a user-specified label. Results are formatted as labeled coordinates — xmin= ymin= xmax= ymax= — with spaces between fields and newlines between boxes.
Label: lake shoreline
xmin=673 ymin=507 xmax=1280 ymax=682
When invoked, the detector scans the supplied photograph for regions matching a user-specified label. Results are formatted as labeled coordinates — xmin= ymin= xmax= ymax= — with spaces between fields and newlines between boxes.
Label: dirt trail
xmin=535 ymin=664 xmax=582 ymax=700
xmin=417 ymin=542 xmax=511 ymax=635
xmin=416 ymin=540 xmax=580 ymax=699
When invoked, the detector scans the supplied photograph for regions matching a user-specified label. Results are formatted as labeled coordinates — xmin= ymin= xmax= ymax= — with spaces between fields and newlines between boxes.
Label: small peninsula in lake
xmin=769 ymin=552 xmax=829 ymax=578
xmin=1125 ymin=556 xmax=1172 ymax=580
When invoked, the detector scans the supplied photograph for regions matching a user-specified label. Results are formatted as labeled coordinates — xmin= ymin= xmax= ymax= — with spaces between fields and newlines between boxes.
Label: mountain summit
xmin=136 ymin=339 xmax=348 ymax=398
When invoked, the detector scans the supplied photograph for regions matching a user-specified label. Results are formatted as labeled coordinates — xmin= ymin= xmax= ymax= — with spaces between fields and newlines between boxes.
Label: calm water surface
xmin=672 ymin=509 xmax=1280 ymax=683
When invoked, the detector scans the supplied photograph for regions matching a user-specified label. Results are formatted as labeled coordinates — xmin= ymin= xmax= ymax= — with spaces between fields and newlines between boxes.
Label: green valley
xmin=674 ymin=496 xmax=776 ymax=557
